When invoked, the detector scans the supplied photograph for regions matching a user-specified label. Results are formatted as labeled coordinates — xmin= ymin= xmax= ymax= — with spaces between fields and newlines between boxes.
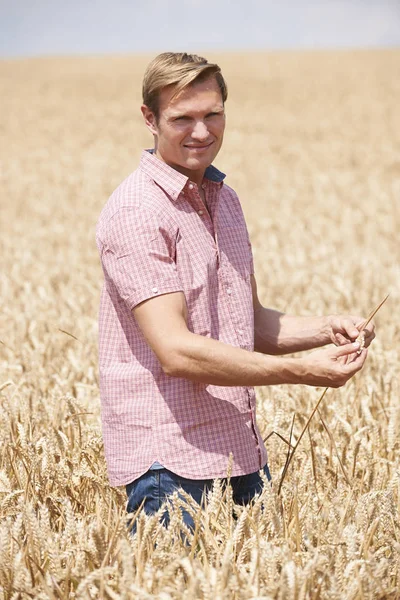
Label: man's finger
xmin=342 ymin=348 xmax=368 ymax=372
xmin=363 ymin=326 xmax=376 ymax=347
xmin=335 ymin=332 xmax=350 ymax=346
xmin=334 ymin=341 xmax=362 ymax=357
xmin=342 ymin=319 xmax=360 ymax=340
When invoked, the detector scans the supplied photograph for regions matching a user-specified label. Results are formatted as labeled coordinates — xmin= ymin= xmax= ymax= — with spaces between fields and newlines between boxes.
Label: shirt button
xmin=152 ymin=287 xmax=158 ymax=294
xmin=238 ymin=329 xmax=243 ymax=335
xmin=198 ymin=210 xmax=204 ymax=216
xmin=188 ymin=183 xmax=194 ymax=190
xmin=226 ymin=288 xmax=232 ymax=295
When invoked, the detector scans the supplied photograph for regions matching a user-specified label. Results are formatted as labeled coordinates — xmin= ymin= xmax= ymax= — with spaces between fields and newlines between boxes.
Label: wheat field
xmin=1 ymin=50 xmax=400 ymax=599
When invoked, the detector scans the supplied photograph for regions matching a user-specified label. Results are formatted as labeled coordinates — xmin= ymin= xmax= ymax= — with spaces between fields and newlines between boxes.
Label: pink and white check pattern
xmin=96 ymin=150 xmax=267 ymax=486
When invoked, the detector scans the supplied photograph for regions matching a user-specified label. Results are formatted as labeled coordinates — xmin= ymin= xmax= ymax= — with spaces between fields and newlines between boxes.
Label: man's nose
xmin=191 ymin=120 xmax=209 ymax=140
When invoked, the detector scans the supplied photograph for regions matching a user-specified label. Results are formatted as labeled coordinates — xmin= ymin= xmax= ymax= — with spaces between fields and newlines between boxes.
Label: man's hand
xmin=299 ymin=342 xmax=368 ymax=388
xmin=328 ymin=315 xmax=375 ymax=348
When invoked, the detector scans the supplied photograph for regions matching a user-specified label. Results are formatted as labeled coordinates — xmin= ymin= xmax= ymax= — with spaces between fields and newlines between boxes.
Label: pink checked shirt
xmin=96 ymin=150 xmax=268 ymax=486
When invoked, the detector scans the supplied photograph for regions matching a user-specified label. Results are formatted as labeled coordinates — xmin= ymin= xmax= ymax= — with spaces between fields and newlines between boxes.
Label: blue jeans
xmin=126 ymin=464 xmax=271 ymax=533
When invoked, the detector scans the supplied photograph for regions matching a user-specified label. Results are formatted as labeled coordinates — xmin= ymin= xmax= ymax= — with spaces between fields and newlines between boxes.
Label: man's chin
xmin=178 ymin=158 xmax=207 ymax=172
xmin=184 ymin=153 xmax=218 ymax=170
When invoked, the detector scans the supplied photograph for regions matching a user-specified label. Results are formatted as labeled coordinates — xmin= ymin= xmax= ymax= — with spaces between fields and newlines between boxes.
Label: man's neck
xmin=153 ymin=149 xmax=206 ymax=189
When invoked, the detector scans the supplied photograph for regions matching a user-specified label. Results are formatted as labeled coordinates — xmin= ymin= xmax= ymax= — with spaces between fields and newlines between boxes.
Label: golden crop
xmin=1 ymin=50 xmax=399 ymax=599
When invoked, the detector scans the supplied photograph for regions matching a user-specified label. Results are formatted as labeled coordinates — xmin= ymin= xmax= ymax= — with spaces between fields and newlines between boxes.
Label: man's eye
xmin=174 ymin=116 xmax=189 ymax=121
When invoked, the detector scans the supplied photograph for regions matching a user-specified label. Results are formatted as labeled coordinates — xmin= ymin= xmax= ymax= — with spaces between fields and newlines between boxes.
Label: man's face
xmin=142 ymin=76 xmax=225 ymax=183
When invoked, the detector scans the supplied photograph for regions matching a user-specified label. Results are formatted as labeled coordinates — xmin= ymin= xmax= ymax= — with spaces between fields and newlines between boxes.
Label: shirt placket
xmin=185 ymin=181 xmax=220 ymax=266
xmin=212 ymin=187 xmax=263 ymax=469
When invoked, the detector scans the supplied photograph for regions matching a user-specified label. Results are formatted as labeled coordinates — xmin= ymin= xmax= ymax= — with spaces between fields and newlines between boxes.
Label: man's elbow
xmin=254 ymin=335 xmax=281 ymax=356
xmin=159 ymin=348 xmax=188 ymax=378
xmin=155 ymin=332 xmax=197 ymax=378
xmin=161 ymin=356 xmax=179 ymax=377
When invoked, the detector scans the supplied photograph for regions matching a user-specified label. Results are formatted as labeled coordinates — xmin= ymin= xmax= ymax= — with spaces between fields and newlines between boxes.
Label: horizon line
xmin=2 ymin=45 xmax=400 ymax=62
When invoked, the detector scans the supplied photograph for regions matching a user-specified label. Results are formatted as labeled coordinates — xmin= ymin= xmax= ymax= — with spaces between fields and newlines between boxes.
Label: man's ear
xmin=141 ymin=105 xmax=158 ymax=136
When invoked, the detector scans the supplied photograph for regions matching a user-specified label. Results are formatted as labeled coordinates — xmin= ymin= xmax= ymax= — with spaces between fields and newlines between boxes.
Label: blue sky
xmin=1 ymin=0 xmax=400 ymax=58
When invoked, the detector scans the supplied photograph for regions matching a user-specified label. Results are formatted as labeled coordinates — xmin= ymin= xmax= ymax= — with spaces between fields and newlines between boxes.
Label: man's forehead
xmin=165 ymin=100 xmax=224 ymax=117
xmin=160 ymin=77 xmax=224 ymax=111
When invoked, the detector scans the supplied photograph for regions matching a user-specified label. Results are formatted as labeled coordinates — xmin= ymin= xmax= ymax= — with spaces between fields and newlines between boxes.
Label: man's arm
xmin=251 ymin=275 xmax=375 ymax=355
xmin=132 ymin=290 xmax=367 ymax=389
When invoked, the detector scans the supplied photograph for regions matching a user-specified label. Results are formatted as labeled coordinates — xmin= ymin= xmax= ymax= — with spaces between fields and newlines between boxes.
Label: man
xmin=96 ymin=52 xmax=374 ymax=529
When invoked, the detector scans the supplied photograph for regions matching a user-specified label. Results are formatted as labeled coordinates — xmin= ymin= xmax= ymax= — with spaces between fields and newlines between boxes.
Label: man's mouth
xmin=184 ymin=142 xmax=213 ymax=150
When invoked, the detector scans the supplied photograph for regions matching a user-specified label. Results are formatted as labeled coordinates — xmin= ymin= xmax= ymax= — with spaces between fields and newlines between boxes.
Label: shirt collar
xmin=204 ymin=163 xmax=226 ymax=183
xmin=139 ymin=149 xmax=226 ymax=201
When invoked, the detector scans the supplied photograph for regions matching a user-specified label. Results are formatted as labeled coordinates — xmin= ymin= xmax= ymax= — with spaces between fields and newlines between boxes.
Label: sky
xmin=1 ymin=0 xmax=400 ymax=58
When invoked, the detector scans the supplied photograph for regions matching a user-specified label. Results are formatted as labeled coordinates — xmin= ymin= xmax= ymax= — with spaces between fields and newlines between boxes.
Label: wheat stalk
xmin=278 ymin=294 xmax=389 ymax=495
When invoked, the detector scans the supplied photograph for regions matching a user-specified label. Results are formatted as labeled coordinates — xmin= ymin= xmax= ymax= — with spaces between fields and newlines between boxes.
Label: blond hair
xmin=142 ymin=52 xmax=228 ymax=119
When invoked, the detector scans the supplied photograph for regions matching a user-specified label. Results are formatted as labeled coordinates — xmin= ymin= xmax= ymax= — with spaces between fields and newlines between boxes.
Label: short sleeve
xmin=100 ymin=207 xmax=184 ymax=310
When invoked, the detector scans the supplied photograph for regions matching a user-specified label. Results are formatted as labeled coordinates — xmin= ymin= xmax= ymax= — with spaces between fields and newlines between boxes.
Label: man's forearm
xmin=165 ymin=330 xmax=305 ymax=386
xmin=164 ymin=328 xmax=364 ymax=389
xmin=254 ymin=307 xmax=332 ymax=355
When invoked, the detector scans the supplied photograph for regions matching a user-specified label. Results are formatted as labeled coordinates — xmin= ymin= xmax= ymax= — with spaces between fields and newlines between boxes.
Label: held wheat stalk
xmin=277 ymin=293 xmax=390 ymax=495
